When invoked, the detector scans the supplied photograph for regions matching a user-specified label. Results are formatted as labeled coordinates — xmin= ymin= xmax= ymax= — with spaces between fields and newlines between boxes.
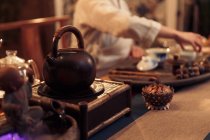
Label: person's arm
xmin=83 ymin=0 xmax=161 ymax=46
xmin=79 ymin=0 xmax=205 ymax=52
xmin=157 ymin=26 xmax=205 ymax=52
xmin=86 ymin=0 xmax=132 ymax=36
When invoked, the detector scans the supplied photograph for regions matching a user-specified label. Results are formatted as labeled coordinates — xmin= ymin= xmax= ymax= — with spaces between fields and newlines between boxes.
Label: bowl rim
xmin=146 ymin=48 xmax=170 ymax=54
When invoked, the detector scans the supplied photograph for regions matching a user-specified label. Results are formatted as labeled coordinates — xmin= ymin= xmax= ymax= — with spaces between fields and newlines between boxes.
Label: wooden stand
xmin=30 ymin=79 xmax=132 ymax=140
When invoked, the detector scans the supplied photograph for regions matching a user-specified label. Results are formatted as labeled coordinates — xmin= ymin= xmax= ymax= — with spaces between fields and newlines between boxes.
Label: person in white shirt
xmin=73 ymin=0 xmax=205 ymax=70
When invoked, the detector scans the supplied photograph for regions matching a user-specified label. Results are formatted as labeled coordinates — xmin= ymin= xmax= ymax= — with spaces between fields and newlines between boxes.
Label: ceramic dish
xmin=136 ymin=56 xmax=158 ymax=71
xmin=179 ymin=51 xmax=197 ymax=62
xmin=146 ymin=48 xmax=170 ymax=62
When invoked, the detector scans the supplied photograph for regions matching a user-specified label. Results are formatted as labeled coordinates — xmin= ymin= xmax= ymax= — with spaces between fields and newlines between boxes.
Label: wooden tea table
xmin=109 ymin=79 xmax=210 ymax=140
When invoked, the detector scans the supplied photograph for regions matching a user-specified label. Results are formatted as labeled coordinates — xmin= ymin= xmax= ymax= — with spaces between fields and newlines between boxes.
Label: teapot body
xmin=43 ymin=48 xmax=96 ymax=91
xmin=43 ymin=26 xmax=96 ymax=92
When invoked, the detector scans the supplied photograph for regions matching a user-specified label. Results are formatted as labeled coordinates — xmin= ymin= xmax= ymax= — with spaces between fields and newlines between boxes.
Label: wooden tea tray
xmin=109 ymin=58 xmax=210 ymax=88
xmin=109 ymin=70 xmax=210 ymax=88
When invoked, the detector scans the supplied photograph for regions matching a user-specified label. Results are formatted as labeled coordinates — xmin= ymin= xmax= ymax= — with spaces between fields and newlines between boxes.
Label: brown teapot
xmin=43 ymin=25 xmax=96 ymax=92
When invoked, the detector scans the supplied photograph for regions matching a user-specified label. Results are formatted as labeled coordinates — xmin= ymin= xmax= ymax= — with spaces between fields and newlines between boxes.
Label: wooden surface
xmin=109 ymin=79 xmax=210 ymax=140
xmin=0 ymin=16 xmax=69 ymax=76
xmin=0 ymin=16 xmax=69 ymax=31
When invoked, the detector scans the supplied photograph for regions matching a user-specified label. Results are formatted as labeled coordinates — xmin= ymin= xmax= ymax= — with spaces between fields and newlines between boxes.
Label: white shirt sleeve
xmin=129 ymin=16 xmax=161 ymax=47
xmin=82 ymin=0 xmax=161 ymax=47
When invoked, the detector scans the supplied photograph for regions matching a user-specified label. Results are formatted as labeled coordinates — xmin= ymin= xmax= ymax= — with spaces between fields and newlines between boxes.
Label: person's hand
xmin=158 ymin=26 xmax=207 ymax=52
xmin=130 ymin=45 xmax=145 ymax=58
xmin=175 ymin=31 xmax=205 ymax=52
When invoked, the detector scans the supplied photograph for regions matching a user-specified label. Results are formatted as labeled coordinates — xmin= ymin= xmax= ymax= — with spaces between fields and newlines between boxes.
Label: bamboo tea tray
xmin=30 ymin=79 xmax=131 ymax=140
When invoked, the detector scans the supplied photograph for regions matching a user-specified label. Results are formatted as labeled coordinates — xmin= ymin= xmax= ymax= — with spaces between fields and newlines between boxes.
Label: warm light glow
xmin=199 ymin=99 xmax=210 ymax=111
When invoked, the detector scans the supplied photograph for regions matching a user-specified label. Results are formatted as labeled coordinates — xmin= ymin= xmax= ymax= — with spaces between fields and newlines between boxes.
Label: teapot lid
xmin=0 ymin=50 xmax=25 ymax=67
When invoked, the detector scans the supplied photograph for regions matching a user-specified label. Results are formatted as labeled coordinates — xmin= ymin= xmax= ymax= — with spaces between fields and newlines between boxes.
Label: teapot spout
xmin=0 ymin=39 xmax=3 ymax=48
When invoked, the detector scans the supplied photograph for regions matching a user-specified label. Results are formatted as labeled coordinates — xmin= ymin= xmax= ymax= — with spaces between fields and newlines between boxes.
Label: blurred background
xmin=0 ymin=0 xmax=209 ymax=71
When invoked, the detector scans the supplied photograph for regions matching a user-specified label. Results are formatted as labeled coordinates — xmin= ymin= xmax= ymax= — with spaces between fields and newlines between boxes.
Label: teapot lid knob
xmin=0 ymin=50 xmax=25 ymax=67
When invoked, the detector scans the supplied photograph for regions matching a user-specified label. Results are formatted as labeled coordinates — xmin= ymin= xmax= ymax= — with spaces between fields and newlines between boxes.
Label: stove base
xmin=30 ymin=79 xmax=131 ymax=140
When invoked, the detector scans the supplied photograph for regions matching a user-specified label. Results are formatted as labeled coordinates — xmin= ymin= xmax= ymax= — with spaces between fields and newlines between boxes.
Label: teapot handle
xmin=27 ymin=59 xmax=40 ymax=81
xmin=52 ymin=25 xmax=84 ymax=58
